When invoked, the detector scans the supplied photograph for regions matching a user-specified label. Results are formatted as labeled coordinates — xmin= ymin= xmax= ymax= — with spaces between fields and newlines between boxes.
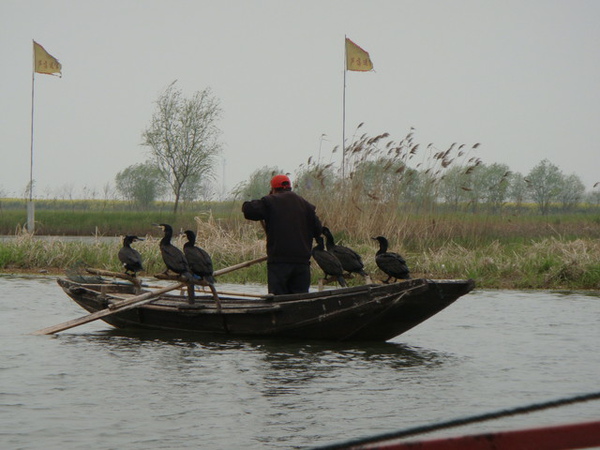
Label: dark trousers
xmin=267 ymin=263 xmax=311 ymax=295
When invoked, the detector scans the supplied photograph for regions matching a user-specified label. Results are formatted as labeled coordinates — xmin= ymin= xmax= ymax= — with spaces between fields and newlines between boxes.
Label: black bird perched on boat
xmin=321 ymin=227 xmax=369 ymax=280
xmin=183 ymin=230 xmax=215 ymax=285
xmin=311 ymin=235 xmax=347 ymax=287
xmin=372 ymin=235 xmax=410 ymax=283
xmin=118 ymin=235 xmax=144 ymax=276
xmin=154 ymin=223 xmax=194 ymax=279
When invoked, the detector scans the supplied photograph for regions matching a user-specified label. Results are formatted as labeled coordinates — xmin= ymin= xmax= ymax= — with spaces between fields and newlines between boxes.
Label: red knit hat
xmin=270 ymin=174 xmax=291 ymax=190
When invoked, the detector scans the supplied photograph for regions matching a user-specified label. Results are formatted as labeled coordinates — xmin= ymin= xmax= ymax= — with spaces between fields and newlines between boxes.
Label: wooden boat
xmin=55 ymin=276 xmax=474 ymax=341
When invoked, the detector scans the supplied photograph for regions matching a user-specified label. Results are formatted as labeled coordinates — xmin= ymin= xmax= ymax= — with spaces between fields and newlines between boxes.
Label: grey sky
xmin=1 ymin=1 xmax=599 ymax=199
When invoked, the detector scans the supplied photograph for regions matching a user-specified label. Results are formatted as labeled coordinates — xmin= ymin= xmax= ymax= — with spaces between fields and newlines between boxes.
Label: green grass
xmin=0 ymin=210 xmax=197 ymax=236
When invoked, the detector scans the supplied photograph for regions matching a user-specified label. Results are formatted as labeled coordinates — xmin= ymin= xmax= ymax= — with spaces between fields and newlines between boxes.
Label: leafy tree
xmin=557 ymin=173 xmax=585 ymax=211
xmin=586 ymin=189 xmax=600 ymax=208
xmin=398 ymin=167 xmax=426 ymax=209
xmin=406 ymin=169 xmax=438 ymax=212
xmin=526 ymin=159 xmax=563 ymax=215
xmin=232 ymin=166 xmax=283 ymax=200
xmin=179 ymin=173 xmax=204 ymax=203
xmin=294 ymin=162 xmax=338 ymax=200
xmin=178 ymin=173 xmax=220 ymax=206
xmin=115 ymin=162 xmax=166 ymax=208
xmin=438 ymin=163 xmax=484 ymax=212
xmin=508 ymin=172 xmax=528 ymax=208
xmin=351 ymin=156 xmax=438 ymax=209
xmin=479 ymin=163 xmax=511 ymax=212
xmin=439 ymin=165 xmax=469 ymax=208
xmin=142 ymin=81 xmax=222 ymax=213
xmin=349 ymin=158 xmax=405 ymax=203
xmin=439 ymin=163 xmax=509 ymax=213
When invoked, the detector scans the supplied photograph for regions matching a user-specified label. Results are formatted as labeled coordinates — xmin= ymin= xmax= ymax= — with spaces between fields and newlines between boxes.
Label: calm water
xmin=1 ymin=276 xmax=599 ymax=449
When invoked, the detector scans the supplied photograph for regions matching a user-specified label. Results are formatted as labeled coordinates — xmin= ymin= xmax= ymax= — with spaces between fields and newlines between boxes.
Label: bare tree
xmin=101 ymin=182 xmax=115 ymax=211
xmin=142 ymin=81 xmax=222 ymax=213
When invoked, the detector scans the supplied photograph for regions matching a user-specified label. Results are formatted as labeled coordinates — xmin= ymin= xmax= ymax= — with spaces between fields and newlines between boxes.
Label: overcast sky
xmin=1 ymin=0 xmax=599 ymax=199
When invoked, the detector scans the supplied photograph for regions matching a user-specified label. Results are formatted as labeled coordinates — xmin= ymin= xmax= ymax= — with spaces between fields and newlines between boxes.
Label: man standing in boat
xmin=242 ymin=174 xmax=323 ymax=295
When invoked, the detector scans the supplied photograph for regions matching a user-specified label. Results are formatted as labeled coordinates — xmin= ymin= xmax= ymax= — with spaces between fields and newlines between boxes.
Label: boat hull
xmin=57 ymin=277 xmax=475 ymax=341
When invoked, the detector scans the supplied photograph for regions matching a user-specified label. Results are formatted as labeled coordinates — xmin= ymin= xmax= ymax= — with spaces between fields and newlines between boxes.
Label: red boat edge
xmin=350 ymin=420 xmax=600 ymax=450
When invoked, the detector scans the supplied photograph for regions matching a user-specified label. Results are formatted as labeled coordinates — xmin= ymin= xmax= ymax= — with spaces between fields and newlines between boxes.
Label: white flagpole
xmin=28 ymin=42 xmax=36 ymax=234
xmin=342 ymin=35 xmax=347 ymax=180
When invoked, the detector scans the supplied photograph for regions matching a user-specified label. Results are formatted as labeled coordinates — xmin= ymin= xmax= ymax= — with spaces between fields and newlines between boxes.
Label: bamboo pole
xmin=214 ymin=255 xmax=267 ymax=276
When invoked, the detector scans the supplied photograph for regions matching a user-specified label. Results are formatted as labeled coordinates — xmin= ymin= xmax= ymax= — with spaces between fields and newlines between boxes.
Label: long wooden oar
xmin=33 ymin=255 xmax=268 ymax=336
xmin=32 ymin=282 xmax=186 ymax=335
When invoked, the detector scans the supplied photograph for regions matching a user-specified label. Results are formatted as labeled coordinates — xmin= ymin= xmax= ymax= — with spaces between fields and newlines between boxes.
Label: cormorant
xmin=311 ymin=235 xmax=347 ymax=287
xmin=154 ymin=223 xmax=193 ymax=279
xmin=118 ymin=235 xmax=144 ymax=276
xmin=372 ymin=235 xmax=411 ymax=283
xmin=183 ymin=230 xmax=216 ymax=284
xmin=321 ymin=227 xmax=369 ymax=279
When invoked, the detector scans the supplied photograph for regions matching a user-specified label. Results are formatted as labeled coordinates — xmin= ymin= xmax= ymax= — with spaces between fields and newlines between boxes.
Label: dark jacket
xmin=242 ymin=190 xmax=322 ymax=264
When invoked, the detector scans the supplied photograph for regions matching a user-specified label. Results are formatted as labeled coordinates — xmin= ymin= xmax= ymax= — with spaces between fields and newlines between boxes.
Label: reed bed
xmin=2 ymin=221 xmax=600 ymax=289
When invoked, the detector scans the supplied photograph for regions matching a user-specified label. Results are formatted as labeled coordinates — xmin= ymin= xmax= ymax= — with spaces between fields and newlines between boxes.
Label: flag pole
xmin=342 ymin=37 xmax=373 ymax=183
xmin=28 ymin=40 xmax=62 ymax=234
xmin=28 ymin=42 xmax=36 ymax=234
xmin=342 ymin=35 xmax=347 ymax=180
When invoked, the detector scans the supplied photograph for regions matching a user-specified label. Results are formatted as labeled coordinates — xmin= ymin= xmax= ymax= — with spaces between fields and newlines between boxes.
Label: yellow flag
xmin=33 ymin=41 xmax=62 ymax=76
xmin=345 ymin=38 xmax=373 ymax=72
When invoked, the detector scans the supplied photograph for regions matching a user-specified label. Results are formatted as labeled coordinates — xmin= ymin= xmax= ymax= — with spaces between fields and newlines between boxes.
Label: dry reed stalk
xmin=193 ymin=213 xmax=266 ymax=264
xmin=296 ymin=127 xmax=485 ymax=252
